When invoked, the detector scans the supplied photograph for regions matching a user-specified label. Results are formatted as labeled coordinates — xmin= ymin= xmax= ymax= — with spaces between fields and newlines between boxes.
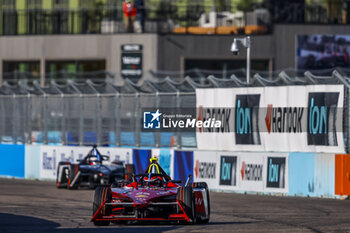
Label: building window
xmin=3 ymin=0 xmax=16 ymax=10
xmin=27 ymin=0 xmax=42 ymax=9
xmin=3 ymin=61 xmax=41 ymax=81
xmin=53 ymin=0 xmax=69 ymax=9
xmin=2 ymin=0 xmax=17 ymax=35
xmin=45 ymin=60 xmax=106 ymax=80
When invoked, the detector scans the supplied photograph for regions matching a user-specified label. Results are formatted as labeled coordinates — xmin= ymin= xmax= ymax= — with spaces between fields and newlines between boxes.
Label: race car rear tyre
xmin=192 ymin=182 xmax=210 ymax=224
xmin=68 ymin=165 xmax=79 ymax=190
xmin=56 ymin=163 xmax=69 ymax=189
xmin=92 ymin=186 xmax=111 ymax=226
xmin=177 ymin=186 xmax=196 ymax=223
xmin=125 ymin=164 xmax=135 ymax=182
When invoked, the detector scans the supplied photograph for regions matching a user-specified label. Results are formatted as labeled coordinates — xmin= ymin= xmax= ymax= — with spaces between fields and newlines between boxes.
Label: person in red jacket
xmin=123 ymin=0 xmax=137 ymax=32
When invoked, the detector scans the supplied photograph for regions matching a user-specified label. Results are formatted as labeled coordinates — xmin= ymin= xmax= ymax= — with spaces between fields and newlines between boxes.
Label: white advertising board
xmin=39 ymin=146 xmax=132 ymax=180
xmin=193 ymin=151 xmax=220 ymax=190
xmin=196 ymin=85 xmax=344 ymax=153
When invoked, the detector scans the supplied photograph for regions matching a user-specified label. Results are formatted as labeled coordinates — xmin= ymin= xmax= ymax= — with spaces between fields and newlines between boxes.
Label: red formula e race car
xmin=91 ymin=157 xmax=210 ymax=225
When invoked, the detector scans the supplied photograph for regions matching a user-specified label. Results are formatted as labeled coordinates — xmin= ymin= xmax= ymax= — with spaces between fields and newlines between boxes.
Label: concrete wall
xmin=0 ymin=24 xmax=349 ymax=84
xmin=157 ymin=34 xmax=274 ymax=71
xmin=0 ymin=34 xmax=158 ymax=84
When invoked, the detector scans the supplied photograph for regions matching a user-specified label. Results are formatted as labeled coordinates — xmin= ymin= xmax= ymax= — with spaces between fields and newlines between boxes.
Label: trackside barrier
xmin=289 ymin=153 xmax=316 ymax=197
xmin=25 ymin=145 xmax=132 ymax=180
xmin=132 ymin=149 xmax=152 ymax=175
xmin=151 ymin=148 xmax=173 ymax=178
xmin=335 ymin=154 xmax=350 ymax=195
xmin=0 ymin=144 xmax=345 ymax=198
xmin=173 ymin=150 xmax=194 ymax=184
xmin=193 ymin=151 xmax=289 ymax=194
xmin=0 ymin=144 xmax=25 ymax=178
xmin=25 ymin=145 xmax=41 ymax=179
xmin=289 ymin=153 xmax=335 ymax=197
xmin=314 ymin=153 xmax=335 ymax=197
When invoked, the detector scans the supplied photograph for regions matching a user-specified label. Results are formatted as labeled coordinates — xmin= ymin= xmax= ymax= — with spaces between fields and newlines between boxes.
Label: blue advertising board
xmin=289 ymin=152 xmax=315 ymax=197
xmin=158 ymin=149 xmax=171 ymax=176
xmin=174 ymin=150 xmax=193 ymax=184
xmin=132 ymin=149 xmax=152 ymax=174
xmin=0 ymin=144 xmax=25 ymax=178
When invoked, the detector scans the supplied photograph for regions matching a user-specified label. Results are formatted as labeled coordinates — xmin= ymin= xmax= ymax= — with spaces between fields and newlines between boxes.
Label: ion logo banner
xmin=266 ymin=157 xmax=286 ymax=188
xmin=235 ymin=94 xmax=261 ymax=145
xmin=307 ymin=92 xmax=339 ymax=146
xmin=219 ymin=156 xmax=237 ymax=186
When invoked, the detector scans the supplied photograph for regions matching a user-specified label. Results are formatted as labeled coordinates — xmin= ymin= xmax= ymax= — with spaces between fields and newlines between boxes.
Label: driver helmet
xmin=89 ymin=148 xmax=102 ymax=165
xmin=144 ymin=157 xmax=163 ymax=183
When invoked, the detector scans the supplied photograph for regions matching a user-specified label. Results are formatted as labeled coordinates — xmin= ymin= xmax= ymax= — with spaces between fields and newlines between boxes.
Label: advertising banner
xmin=132 ymin=149 xmax=151 ymax=175
xmin=99 ymin=147 xmax=132 ymax=165
xmin=264 ymin=154 xmax=289 ymax=193
xmin=196 ymin=85 xmax=344 ymax=153
xmin=193 ymin=151 xmax=219 ymax=190
xmin=40 ymin=146 xmax=92 ymax=180
xmin=215 ymin=152 xmax=288 ymax=193
xmin=174 ymin=150 xmax=193 ymax=184
xmin=39 ymin=146 xmax=133 ymax=180
xmin=152 ymin=148 xmax=173 ymax=176
xmin=238 ymin=153 xmax=265 ymax=192
xmin=289 ymin=152 xmax=315 ymax=197
xmin=314 ymin=153 xmax=334 ymax=197
xmin=218 ymin=152 xmax=239 ymax=191
xmin=0 ymin=144 xmax=25 ymax=178
xmin=25 ymin=145 xmax=41 ymax=179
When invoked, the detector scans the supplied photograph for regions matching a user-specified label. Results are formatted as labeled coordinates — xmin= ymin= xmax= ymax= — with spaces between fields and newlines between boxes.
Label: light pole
xmin=230 ymin=36 xmax=251 ymax=84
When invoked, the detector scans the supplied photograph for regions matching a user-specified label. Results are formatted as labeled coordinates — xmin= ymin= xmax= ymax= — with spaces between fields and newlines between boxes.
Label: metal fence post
xmin=43 ymin=94 xmax=48 ymax=145
xmin=79 ymin=94 xmax=84 ymax=146
xmin=61 ymin=93 xmax=66 ymax=145
xmin=115 ymin=93 xmax=121 ymax=147
xmin=96 ymin=93 xmax=102 ymax=146
xmin=12 ymin=94 xmax=17 ymax=144
xmin=155 ymin=92 xmax=160 ymax=148
xmin=135 ymin=93 xmax=140 ymax=147
xmin=176 ymin=91 xmax=182 ymax=148
xmin=27 ymin=94 xmax=32 ymax=144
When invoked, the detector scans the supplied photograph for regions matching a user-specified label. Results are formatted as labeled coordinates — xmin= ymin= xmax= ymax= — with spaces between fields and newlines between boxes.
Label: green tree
xmin=236 ymin=0 xmax=255 ymax=12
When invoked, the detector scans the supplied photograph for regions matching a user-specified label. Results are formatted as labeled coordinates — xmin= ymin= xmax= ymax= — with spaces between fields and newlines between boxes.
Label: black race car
xmin=56 ymin=145 xmax=135 ymax=189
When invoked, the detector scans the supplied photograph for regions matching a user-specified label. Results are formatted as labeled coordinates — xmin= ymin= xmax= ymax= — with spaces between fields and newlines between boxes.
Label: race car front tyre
xmin=192 ymin=182 xmax=210 ymax=224
xmin=92 ymin=186 xmax=112 ymax=226
xmin=176 ymin=186 xmax=196 ymax=223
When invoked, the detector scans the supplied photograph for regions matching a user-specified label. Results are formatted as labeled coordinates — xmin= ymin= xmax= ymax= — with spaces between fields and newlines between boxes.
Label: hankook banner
xmin=196 ymin=85 xmax=344 ymax=153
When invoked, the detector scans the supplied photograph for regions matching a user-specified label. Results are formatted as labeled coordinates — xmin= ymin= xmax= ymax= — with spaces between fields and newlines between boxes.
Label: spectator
xmin=123 ymin=0 xmax=136 ymax=32
xmin=134 ymin=0 xmax=145 ymax=33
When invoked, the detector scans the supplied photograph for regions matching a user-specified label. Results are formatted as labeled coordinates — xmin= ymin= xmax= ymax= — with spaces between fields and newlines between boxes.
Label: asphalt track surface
xmin=1 ymin=179 xmax=350 ymax=233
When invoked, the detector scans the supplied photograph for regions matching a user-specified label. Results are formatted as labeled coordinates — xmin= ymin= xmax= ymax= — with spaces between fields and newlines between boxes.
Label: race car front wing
xmin=91 ymin=200 xmax=191 ymax=222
